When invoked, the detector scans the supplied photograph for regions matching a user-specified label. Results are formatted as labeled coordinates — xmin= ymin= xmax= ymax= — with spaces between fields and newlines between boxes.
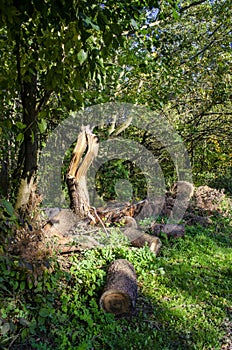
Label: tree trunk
xmin=0 ymin=161 xmax=8 ymax=198
xmin=14 ymin=33 xmax=51 ymax=212
xmin=15 ymin=74 xmax=38 ymax=211
xmin=66 ymin=125 xmax=99 ymax=218
xmin=100 ymin=259 xmax=137 ymax=315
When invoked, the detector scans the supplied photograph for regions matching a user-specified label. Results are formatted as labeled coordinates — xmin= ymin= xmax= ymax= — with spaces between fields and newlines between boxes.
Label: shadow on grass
xmin=1 ymin=212 xmax=231 ymax=350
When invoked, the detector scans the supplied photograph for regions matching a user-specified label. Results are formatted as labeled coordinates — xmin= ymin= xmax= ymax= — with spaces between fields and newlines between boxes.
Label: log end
xmin=100 ymin=259 xmax=137 ymax=315
xmin=149 ymin=237 xmax=162 ymax=254
xmin=131 ymin=234 xmax=162 ymax=255
xmin=100 ymin=290 xmax=134 ymax=315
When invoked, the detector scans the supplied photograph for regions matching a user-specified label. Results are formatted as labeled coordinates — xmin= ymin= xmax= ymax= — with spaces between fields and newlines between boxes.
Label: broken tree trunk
xmin=66 ymin=126 xmax=99 ymax=218
xmin=100 ymin=259 xmax=138 ymax=315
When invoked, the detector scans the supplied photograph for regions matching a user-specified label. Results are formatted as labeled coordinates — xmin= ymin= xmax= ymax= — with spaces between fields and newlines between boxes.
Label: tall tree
xmin=0 ymin=0 xmax=165 ymax=209
xmin=99 ymin=0 xmax=232 ymax=189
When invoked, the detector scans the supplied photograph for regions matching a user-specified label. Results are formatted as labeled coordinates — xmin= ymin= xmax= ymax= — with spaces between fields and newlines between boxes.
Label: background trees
xmin=0 ymin=0 xmax=231 ymax=210
xmin=0 ymin=0 xmax=160 ymax=207
xmin=100 ymin=0 xmax=232 ymax=193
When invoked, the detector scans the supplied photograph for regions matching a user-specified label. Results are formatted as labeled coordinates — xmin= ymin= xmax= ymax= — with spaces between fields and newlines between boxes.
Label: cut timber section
xmin=100 ymin=259 xmax=138 ymax=315
xmin=125 ymin=229 xmax=162 ymax=254
xmin=66 ymin=125 xmax=99 ymax=218
xmin=122 ymin=216 xmax=162 ymax=255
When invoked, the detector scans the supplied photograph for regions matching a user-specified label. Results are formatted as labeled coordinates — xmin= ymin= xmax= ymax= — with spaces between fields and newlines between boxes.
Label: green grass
xmin=0 ymin=212 xmax=231 ymax=350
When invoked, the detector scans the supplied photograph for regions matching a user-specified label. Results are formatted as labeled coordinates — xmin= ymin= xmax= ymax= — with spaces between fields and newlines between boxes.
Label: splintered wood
xmin=66 ymin=125 xmax=99 ymax=218
xmin=100 ymin=259 xmax=138 ymax=315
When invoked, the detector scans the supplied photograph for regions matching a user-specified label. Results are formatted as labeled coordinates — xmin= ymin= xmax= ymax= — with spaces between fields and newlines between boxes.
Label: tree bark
xmin=100 ymin=259 xmax=137 ymax=315
xmin=0 ymin=161 xmax=8 ymax=197
xmin=15 ymin=73 xmax=38 ymax=211
xmin=14 ymin=32 xmax=51 ymax=212
xmin=66 ymin=126 xmax=99 ymax=218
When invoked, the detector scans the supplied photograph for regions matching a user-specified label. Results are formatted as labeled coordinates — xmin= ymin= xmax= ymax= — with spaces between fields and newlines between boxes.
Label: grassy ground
xmin=0 ymin=209 xmax=231 ymax=349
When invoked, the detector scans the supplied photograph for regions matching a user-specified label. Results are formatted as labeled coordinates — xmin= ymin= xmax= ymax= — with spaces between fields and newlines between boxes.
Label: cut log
xmin=100 ymin=259 xmax=137 ymax=315
xmin=129 ymin=231 xmax=162 ymax=254
xmin=120 ymin=216 xmax=162 ymax=255
xmin=150 ymin=223 xmax=185 ymax=239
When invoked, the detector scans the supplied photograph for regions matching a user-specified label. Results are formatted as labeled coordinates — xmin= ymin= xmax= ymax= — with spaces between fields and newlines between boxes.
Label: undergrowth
xmin=0 ymin=203 xmax=231 ymax=349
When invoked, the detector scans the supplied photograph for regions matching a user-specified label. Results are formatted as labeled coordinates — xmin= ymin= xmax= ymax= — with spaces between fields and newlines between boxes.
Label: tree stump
xmin=66 ymin=125 xmax=99 ymax=218
xmin=100 ymin=259 xmax=138 ymax=315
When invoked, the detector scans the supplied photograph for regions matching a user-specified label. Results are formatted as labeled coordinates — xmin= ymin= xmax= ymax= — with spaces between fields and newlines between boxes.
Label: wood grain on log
xmin=100 ymin=259 xmax=137 ymax=315
xmin=67 ymin=127 xmax=87 ymax=178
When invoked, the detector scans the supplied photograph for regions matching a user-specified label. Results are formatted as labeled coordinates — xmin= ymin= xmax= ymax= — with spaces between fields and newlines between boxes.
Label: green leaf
xmin=130 ymin=19 xmax=138 ymax=29
xmin=38 ymin=119 xmax=47 ymax=133
xmin=19 ymin=318 xmax=30 ymax=327
xmin=77 ymin=49 xmax=88 ymax=65
xmin=15 ymin=121 xmax=26 ymax=129
xmin=172 ymin=9 xmax=180 ymax=20
xmin=1 ymin=199 xmax=15 ymax=216
xmin=20 ymin=281 xmax=26 ymax=290
xmin=83 ymin=16 xmax=100 ymax=31
xmin=77 ymin=341 xmax=89 ymax=350
xmin=97 ymin=57 xmax=104 ymax=68
xmin=16 ymin=133 xmax=24 ymax=142
xmin=39 ymin=308 xmax=51 ymax=317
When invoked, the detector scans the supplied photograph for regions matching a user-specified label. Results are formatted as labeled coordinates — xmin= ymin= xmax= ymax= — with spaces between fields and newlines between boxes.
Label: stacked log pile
xmin=192 ymin=185 xmax=226 ymax=212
